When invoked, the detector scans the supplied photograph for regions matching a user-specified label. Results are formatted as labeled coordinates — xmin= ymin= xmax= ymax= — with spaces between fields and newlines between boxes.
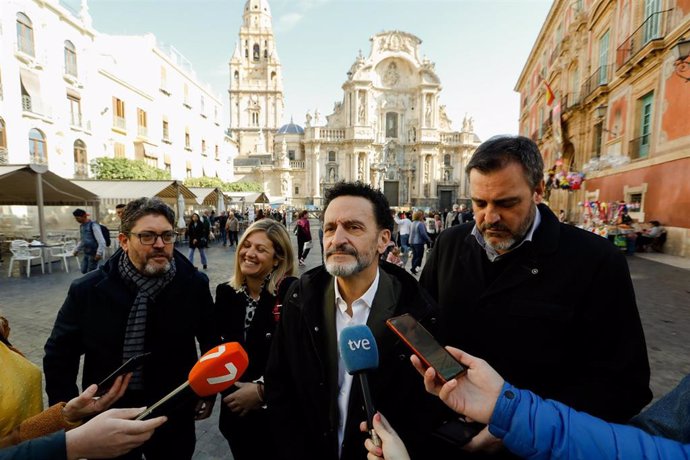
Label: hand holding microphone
xmin=339 ymin=324 xmax=381 ymax=448
xmin=136 ymin=342 xmax=249 ymax=420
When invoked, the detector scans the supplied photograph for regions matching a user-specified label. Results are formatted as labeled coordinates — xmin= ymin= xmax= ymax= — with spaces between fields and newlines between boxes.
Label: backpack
xmin=92 ymin=221 xmax=111 ymax=247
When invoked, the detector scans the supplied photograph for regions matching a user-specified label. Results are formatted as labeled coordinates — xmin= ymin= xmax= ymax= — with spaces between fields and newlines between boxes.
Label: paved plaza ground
xmin=1 ymin=225 xmax=689 ymax=459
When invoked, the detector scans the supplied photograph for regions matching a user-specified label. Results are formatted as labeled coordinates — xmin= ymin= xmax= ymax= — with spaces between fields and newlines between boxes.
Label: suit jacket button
xmin=265 ymin=333 xmax=272 ymax=339
xmin=531 ymin=268 xmax=539 ymax=275
xmin=399 ymin=354 xmax=407 ymax=361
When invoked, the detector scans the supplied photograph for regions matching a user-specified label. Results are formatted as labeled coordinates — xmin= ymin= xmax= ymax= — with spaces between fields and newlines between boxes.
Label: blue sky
xmin=65 ymin=0 xmax=552 ymax=141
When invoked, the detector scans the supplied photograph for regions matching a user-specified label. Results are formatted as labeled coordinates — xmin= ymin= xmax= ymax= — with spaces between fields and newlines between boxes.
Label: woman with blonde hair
xmin=214 ymin=219 xmax=297 ymax=459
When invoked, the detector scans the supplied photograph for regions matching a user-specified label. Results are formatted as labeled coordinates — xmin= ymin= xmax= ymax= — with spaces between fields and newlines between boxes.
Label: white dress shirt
xmin=334 ymin=269 xmax=379 ymax=457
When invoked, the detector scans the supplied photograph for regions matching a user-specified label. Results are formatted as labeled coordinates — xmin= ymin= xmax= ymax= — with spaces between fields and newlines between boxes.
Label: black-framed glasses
xmin=129 ymin=231 xmax=176 ymax=245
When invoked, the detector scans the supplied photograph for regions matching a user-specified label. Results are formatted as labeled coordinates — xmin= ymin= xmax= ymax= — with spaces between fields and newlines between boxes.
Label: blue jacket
xmin=489 ymin=382 xmax=690 ymax=459
xmin=0 ymin=431 xmax=66 ymax=460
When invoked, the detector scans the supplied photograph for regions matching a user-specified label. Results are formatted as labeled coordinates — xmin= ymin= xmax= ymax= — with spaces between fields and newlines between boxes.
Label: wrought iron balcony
xmin=581 ymin=64 xmax=612 ymax=99
xmin=74 ymin=162 xmax=89 ymax=178
xmin=616 ymin=9 xmax=671 ymax=70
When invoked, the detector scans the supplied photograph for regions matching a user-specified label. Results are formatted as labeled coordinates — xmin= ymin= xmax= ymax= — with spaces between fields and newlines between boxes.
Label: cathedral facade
xmin=230 ymin=0 xmax=480 ymax=210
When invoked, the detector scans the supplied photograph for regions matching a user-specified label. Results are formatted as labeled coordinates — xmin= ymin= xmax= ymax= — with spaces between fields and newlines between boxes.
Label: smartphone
xmin=433 ymin=418 xmax=486 ymax=447
xmin=386 ymin=314 xmax=465 ymax=382
xmin=95 ymin=352 xmax=151 ymax=396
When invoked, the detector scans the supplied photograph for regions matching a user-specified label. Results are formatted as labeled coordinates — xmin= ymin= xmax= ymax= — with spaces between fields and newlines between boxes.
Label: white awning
xmin=20 ymin=68 xmax=43 ymax=113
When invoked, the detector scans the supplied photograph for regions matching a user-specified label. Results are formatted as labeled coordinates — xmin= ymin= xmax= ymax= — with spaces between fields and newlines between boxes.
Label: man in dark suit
xmin=265 ymin=182 xmax=444 ymax=460
xmin=44 ymin=197 xmax=218 ymax=459
xmin=420 ymin=135 xmax=652 ymax=457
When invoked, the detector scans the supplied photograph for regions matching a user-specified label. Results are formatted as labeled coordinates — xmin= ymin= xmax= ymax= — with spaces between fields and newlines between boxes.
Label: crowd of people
xmin=2 ymin=135 xmax=687 ymax=460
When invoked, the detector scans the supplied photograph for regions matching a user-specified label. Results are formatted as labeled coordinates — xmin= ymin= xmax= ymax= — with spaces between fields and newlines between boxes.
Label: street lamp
xmin=595 ymin=105 xmax=618 ymax=136
xmin=673 ymin=37 xmax=690 ymax=82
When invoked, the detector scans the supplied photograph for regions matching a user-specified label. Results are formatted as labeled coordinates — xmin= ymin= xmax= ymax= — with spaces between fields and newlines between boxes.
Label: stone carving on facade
xmin=328 ymin=167 xmax=336 ymax=183
xmin=305 ymin=110 xmax=312 ymax=127
xmin=358 ymin=91 xmax=366 ymax=124
xmin=425 ymin=94 xmax=433 ymax=127
xmin=358 ymin=154 xmax=365 ymax=181
xmin=382 ymin=62 xmax=400 ymax=87
xmin=439 ymin=105 xmax=452 ymax=130
xmin=378 ymin=31 xmax=413 ymax=55
xmin=314 ymin=108 xmax=321 ymax=125
xmin=462 ymin=114 xmax=474 ymax=132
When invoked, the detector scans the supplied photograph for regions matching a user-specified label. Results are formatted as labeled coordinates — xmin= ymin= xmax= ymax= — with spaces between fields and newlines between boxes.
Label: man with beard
xmin=265 ymin=181 xmax=445 ymax=460
xmin=420 ymin=135 xmax=652 ymax=458
xmin=44 ymin=197 xmax=218 ymax=459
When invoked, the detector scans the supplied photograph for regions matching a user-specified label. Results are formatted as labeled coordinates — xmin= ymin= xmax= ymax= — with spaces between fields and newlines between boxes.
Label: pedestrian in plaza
xmin=187 ymin=212 xmax=209 ymax=269
xmin=393 ymin=211 xmax=411 ymax=266
xmin=294 ymin=210 xmax=312 ymax=266
xmin=226 ymin=212 xmax=240 ymax=248
xmin=218 ymin=211 xmax=228 ymax=247
xmin=115 ymin=203 xmax=127 ymax=232
xmin=265 ymin=181 xmax=444 ymax=460
xmin=444 ymin=203 xmax=460 ymax=229
xmin=361 ymin=348 xmax=690 ymax=460
xmin=409 ymin=210 xmax=431 ymax=275
xmin=0 ymin=313 xmax=166 ymax=459
xmin=44 ymin=197 xmax=219 ymax=460
xmin=433 ymin=213 xmax=443 ymax=235
xmin=214 ymin=219 xmax=297 ymax=459
xmin=425 ymin=211 xmax=438 ymax=247
xmin=420 ymin=135 xmax=651 ymax=456
xmin=72 ymin=208 xmax=106 ymax=274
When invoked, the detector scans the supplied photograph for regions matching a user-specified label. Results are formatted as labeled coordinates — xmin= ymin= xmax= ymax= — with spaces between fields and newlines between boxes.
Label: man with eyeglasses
xmin=44 ymin=197 xmax=219 ymax=460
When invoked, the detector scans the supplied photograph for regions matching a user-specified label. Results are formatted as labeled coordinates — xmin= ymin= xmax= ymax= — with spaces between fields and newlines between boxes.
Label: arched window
xmin=185 ymin=127 xmax=190 ymax=149
xmin=444 ymin=154 xmax=451 ymax=166
xmin=16 ymin=13 xmax=35 ymax=57
xmin=74 ymin=139 xmax=87 ymax=177
xmin=253 ymin=44 xmax=260 ymax=61
xmin=64 ymin=40 xmax=77 ymax=77
xmin=234 ymin=71 xmax=239 ymax=80
xmin=385 ymin=112 xmax=398 ymax=138
xmin=29 ymin=128 xmax=46 ymax=164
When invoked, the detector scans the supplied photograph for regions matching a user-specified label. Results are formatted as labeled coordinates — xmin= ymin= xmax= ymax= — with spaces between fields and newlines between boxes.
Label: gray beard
xmin=483 ymin=205 xmax=536 ymax=252
xmin=325 ymin=245 xmax=376 ymax=278
xmin=143 ymin=259 xmax=171 ymax=277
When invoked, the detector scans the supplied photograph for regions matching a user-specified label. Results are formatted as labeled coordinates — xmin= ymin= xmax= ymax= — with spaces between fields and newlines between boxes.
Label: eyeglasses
xmin=129 ymin=231 xmax=176 ymax=245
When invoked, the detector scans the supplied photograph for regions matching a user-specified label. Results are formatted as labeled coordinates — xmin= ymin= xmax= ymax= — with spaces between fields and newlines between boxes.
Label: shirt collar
xmin=334 ymin=268 xmax=380 ymax=314
xmin=471 ymin=206 xmax=542 ymax=262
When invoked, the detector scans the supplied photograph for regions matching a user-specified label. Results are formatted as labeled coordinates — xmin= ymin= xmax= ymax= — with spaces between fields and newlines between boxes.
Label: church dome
xmin=277 ymin=121 xmax=304 ymax=135
xmin=244 ymin=0 xmax=271 ymax=15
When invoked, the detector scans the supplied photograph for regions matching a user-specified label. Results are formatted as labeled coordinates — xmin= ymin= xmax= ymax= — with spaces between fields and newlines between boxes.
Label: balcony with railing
xmin=74 ymin=162 xmax=89 ymax=179
xmin=629 ymin=135 xmax=650 ymax=160
xmin=22 ymin=95 xmax=33 ymax=112
xmin=31 ymin=154 xmax=47 ymax=165
xmin=113 ymin=116 xmax=126 ymax=131
xmin=562 ymin=93 xmax=581 ymax=111
xmin=315 ymin=128 xmax=346 ymax=141
xmin=137 ymin=125 xmax=148 ymax=138
xmin=0 ymin=147 xmax=8 ymax=164
xmin=616 ymin=9 xmax=671 ymax=70
xmin=582 ymin=64 xmax=612 ymax=100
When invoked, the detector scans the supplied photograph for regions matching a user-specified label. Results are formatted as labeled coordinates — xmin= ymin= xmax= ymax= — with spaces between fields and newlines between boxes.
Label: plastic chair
xmin=8 ymin=240 xmax=45 ymax=278
xmin=49 ymin=241 xmax=77 ymax=273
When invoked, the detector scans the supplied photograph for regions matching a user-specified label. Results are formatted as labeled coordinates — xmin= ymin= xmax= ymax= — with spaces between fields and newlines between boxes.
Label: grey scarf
xmin=118 ymin=251 xmax=176 ymax=389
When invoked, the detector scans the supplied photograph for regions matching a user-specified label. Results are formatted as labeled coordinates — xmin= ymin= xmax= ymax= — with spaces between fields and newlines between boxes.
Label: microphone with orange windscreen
xmin=135 ymin=342 xmax=248 ymax=420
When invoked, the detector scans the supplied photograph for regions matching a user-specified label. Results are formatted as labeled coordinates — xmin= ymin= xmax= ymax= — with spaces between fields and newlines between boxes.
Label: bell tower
xmin=229 ymin=0 xmax=284 ymax=156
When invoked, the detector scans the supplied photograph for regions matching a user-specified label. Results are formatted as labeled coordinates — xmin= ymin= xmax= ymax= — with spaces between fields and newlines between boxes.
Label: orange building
xmin=515 ymin=0 xmax=690 ymax=257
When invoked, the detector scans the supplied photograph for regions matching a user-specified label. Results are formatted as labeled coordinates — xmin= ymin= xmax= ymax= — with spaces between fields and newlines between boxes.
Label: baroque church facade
xmin=229 ymin=0 xmax=480 ymax=210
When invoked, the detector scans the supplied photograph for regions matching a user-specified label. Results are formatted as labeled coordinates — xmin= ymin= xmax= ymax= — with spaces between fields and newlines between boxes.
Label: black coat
xmin=420 ymin=204 xmax=652 ymax=425
xmin=214 ymin=279 xmax=296 ymax=459
xmin=265 ymin=263 xmax=449 ymax=460
xmin=187 ymin=220 xmax=209 ymax=248
xmin=43 ymin=249 xmax=218 ymax=459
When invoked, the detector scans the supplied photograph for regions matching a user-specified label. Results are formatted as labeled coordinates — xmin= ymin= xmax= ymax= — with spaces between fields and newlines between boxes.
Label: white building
xmin=0 ymin=0 xmax=233 ymax=182
xmin=229 ymin=0 xmax=480 ymax=209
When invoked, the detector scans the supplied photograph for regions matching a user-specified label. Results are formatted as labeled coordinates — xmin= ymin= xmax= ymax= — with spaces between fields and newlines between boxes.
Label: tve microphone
xmin=135 ymin=342 xmax=248 ymax=420
xmin=339 ymin=325 xmax=381 ymax=447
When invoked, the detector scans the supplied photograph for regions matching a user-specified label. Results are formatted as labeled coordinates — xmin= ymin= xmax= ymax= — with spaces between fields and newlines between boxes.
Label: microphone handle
xmin=358 ymin=373 xmax=381 ymax=447
xmin=135 ymin=381 xmax=190 ymax=420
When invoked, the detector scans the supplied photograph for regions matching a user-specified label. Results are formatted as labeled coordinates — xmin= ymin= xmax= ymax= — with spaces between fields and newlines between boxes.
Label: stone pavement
xmin=1 ymin=225 xmax=689 ymax=458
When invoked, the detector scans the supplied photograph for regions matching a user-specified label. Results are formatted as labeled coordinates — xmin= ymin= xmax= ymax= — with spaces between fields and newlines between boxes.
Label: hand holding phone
xmin=386 ymin=314 xmax=465 ymax=383
xmin=95 ymin=352 xmax=151 ymax=396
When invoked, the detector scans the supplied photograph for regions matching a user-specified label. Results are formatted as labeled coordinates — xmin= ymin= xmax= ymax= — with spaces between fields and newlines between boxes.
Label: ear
xmin=377 ymin=229 xmax=391 ymax=254
xmin=118 ymin=233 xmax=129 ymax=252
xmin=534 ymin=179 xmax=545 ymax=204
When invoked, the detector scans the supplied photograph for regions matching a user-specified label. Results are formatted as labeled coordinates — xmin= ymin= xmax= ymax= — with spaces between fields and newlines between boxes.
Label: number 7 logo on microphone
xmin=189 ymin=342 xmax=249 ymax=397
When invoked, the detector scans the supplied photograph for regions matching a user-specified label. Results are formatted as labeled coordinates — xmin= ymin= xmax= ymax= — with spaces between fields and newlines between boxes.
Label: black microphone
xmin=339 ymin=324 xmax=381 ymax=447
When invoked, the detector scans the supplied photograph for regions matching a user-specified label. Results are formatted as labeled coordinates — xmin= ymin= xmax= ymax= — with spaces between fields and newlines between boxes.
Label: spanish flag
xmin=543 ymin=78 xmax=556 ymax=106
